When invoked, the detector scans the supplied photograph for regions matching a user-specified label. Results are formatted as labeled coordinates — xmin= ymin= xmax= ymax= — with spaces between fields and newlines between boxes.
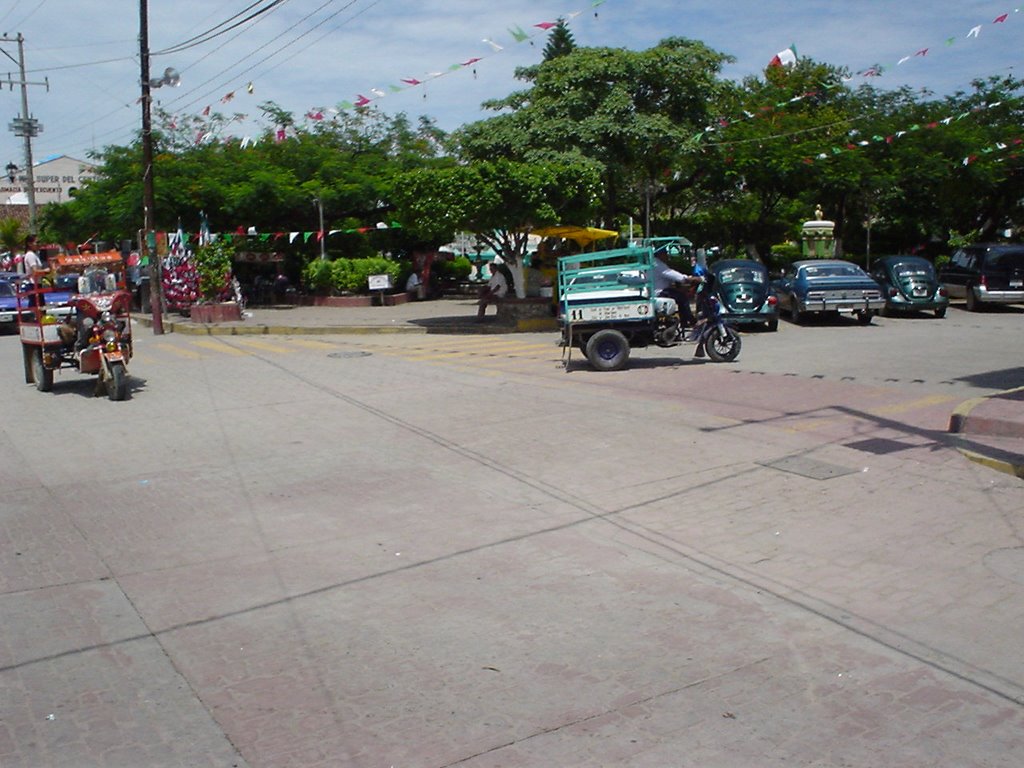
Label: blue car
xmin=773 ymin=259 xmax=886 ymax=325
xmin=0 ymin=278 xmax=28 ymax=331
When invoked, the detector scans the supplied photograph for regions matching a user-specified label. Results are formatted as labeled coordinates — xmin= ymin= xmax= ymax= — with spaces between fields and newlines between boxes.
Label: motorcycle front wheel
xmin=106 ymin=361 xmax=128 ymax=401
xmin=705 ymin=325 xmax=741 ymax=363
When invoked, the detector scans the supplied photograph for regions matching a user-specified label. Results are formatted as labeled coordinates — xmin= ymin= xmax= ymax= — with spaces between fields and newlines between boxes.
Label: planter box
xmin=190 ymin=302 xmax=242 ymax=323
xmin=496 ymin=296 xmax=558 ymax=331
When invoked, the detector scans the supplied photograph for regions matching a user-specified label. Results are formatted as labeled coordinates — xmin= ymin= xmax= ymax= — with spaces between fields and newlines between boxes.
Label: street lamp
xmin=5 ymin=162 xmax=16 ymax=183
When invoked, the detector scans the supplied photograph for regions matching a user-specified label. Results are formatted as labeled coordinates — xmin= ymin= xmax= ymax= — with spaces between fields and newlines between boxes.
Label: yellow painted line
xmin=231 ymin=338 xmax=294 ymax=354
xmin=870 ymin=394 xmax=956 ymax=415
xmin=153 ymin=342 xmax=202 ymax=359
xmin=189 ymin=339 xmax=247 ymax=355
xmin=290 ymin=339 xmax=339 ymax=350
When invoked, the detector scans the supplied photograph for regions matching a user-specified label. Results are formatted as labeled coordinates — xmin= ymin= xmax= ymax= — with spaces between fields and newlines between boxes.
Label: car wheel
xmin=965 ymin=287 xmax=982 ymax=312
xmin=766 ymin=318 xmax=779 ymax=332
xmin=789 ymin=298 xmax=802 ymax=324
xmin=585 ymin=329 xmax=630 ymax=371
xmin=935 ymin=306 xmax=946 ymax=319
xmin=856 ymin=310 xmax=874 ymax=325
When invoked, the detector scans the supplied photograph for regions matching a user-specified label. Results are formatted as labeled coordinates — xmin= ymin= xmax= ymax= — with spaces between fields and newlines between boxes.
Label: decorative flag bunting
xmin=843 ymin=8 xmax=1020 ymax=83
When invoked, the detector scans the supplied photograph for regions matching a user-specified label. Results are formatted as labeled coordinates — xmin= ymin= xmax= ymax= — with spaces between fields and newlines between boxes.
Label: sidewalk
xmin=134 ymin=299 xmax=1024 ymax=479
xmin=135 ymin=297 xmax=549 ymax=336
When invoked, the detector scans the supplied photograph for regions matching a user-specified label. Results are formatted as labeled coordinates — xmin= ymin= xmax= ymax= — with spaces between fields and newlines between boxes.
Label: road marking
xmin=290 ymin=339 xmax=339 ymax=350
xmin=231 ymin=338 xmax=295 ymax=354
xmin=152 ymin=342 xmax=202 ymax=359
xmin=190 ymin=339 xmax=247 ymax=355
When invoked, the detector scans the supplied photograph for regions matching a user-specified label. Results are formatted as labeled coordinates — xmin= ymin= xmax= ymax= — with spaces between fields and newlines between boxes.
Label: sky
xmin=0 ymin=0 xmax=1022 ymax=170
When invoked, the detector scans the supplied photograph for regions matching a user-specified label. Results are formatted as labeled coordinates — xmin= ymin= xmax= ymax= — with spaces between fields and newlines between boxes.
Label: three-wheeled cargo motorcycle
xmin=17 ymin=251 xmax=134 ymax=400
xmin=557 ymin=244 xmax=741 ymax=371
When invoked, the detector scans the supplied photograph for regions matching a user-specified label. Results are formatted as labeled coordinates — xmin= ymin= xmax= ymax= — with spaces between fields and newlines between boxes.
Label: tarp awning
xmin=531 ymin=225 xmax=619 ymax=247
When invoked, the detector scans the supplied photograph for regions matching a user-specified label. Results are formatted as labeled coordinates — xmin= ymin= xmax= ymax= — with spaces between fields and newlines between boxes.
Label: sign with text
xmin=368 ymin=274 xmax=391 ymax=291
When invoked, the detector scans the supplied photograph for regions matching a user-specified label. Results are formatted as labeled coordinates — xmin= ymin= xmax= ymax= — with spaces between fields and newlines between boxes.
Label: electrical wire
xmin=154 ymin=0 xmax=290 ymax=56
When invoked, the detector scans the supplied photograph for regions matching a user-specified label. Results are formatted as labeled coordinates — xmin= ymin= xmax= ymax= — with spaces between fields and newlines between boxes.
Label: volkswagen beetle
xmin=869 ymin=255 xmax=948 ymax=318
xmin=708 ymin=259 xmax=778 ymax=331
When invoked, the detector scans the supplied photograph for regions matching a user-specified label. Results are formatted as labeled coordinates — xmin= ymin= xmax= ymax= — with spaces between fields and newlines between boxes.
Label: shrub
xmin=435 ymin=255 xmax=473 ymax=281
xmin=303 ymin=258 xmax=333 ymax=294
xmin=330 ymin=257 xmax=401 ymax=294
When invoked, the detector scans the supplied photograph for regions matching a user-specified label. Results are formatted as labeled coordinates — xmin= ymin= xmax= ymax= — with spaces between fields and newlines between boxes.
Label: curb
xmin=948 ymin=385 xmax=1024 ymax=479
xmin=133 ymin=315 xmax=521 ymax=336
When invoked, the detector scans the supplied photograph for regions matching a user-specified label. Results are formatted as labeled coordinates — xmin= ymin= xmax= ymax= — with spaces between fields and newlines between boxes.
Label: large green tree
xmin=389 ymin=158 xmax=601 ymax=296
xmin=456 ymin=37 xmax=733 ymax=230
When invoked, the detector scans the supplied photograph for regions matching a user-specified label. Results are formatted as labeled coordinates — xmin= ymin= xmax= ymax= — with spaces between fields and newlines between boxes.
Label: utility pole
xmin=139 ymin=0 xmax=164 ymax=333
xmin=1 ymin=33 xmax=48 ymax=235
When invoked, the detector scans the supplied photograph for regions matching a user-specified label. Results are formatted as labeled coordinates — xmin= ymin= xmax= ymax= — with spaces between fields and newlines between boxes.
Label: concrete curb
xmin=948 ymin=385 xmax=1024 ymax=479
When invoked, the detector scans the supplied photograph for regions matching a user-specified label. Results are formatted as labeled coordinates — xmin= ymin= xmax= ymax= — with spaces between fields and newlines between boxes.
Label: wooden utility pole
xmin=0 ymin=33 xmax=48 ymax=235
xmin=139 ymin=0 xmax=164 ymax=333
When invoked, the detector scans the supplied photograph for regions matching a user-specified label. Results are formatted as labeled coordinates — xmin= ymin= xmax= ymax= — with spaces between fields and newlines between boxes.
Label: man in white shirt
xmin=21 ymin=236 xmax=42 ymax=274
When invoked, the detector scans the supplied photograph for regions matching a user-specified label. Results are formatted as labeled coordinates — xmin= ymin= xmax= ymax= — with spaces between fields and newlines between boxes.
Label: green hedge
xmin=303 ymin=257 xmax=404 ymax=295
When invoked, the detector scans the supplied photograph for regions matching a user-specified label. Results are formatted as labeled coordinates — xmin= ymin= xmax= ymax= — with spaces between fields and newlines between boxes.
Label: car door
xmin=940 ymin=248 xmax=975 ymax=298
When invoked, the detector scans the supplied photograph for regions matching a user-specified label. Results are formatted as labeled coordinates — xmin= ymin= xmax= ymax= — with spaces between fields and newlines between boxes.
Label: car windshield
xmin=0 ymin=281 xmax=14 ymax=297
xmin=55 ymin=274 xmax=80 ymax=290
xmin=801 ymin=265 xmax=863 ymax=278
xmin=718 ymin=267 xmax=764 ymax=284
xmin=893 ymin=262 xmax=934 ymax=278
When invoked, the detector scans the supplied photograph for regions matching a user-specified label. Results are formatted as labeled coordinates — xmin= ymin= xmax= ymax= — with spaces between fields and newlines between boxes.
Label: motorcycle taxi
xmin=557 ymin=243 xmax=741 ymax=371
xmin=17 ymin=250 xmax=134 ymax=400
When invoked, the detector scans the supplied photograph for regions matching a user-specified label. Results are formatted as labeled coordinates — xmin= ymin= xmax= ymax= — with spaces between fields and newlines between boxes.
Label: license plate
xmin=567 ymin=303 xmax=651 ymax=322
xmin=1011 ymin=280 xmax=1023 ymax=288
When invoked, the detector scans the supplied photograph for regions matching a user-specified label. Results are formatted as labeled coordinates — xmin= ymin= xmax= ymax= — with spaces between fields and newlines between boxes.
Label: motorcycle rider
xmin=653 ymin=256 xmax=701 ymax=327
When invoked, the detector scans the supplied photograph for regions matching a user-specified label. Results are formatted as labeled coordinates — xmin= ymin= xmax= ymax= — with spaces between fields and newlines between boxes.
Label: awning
xmin=531 ymin=225 xmax=619 ymax=247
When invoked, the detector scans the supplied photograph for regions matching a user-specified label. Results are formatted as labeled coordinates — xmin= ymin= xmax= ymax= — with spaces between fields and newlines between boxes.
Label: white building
xmin=2 ymin=154 xmax=99 ymax=206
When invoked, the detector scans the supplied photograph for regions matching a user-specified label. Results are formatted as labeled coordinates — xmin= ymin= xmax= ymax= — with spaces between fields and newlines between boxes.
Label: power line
xmin=153 ymin=0 xmax=290 ymax=56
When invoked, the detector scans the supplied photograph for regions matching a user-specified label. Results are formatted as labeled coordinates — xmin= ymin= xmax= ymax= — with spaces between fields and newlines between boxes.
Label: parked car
xmin=708 ymin=259 xmax=778 ymax=331
xmin=939 ymin=243 xmax=1024 ymax=311
xmin=773 ymin=259 xmax=885 ymax=325
xmin=0 ymin=277 xmax=26 ymax=331
xmin=869 ymin=255 xmax=948 ymax=318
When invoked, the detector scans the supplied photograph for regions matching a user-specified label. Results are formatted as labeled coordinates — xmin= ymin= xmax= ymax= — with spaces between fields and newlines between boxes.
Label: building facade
xmin=2 ymin=154 xmax=99 ymax=206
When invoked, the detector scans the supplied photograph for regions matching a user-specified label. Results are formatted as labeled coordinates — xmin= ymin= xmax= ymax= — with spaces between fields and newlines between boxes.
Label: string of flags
xmin=842 ymin=8 xmax=1018 ymax=82
xmin=162 ymin=222 xmax=403 ymax=250
xmin=182 ymin=1 xmax=609 ymax=147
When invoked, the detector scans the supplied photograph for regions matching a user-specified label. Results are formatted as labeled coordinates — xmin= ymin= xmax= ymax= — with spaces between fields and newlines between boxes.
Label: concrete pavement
xmin=135 ymin=298 xmax=1024 ymax=480
xmin=3 ymin=302 xmax=1024 ymax=766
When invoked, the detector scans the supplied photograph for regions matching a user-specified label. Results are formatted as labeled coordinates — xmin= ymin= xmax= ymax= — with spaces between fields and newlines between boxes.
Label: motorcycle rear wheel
xmin=32 ymin=348 xmax=54 ymax=392
xmin=706 ymin=326 xmax=741 ymax=363
xmin=585 ymin=329 xmax=630 ymax=371
xmin=106 ymin=361 xmax=128 ymax=401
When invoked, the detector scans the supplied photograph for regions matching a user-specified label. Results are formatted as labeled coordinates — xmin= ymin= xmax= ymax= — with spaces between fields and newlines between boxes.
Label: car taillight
xmin=938 ymin=287 xmax=947 ymax=297
xmin=979 ymin=275 xmax=987 ymax=288
xmin=888 ymin=287 xmax=897 ymax=297
xmin=767 ymin=295 xmax=778 ymax=306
